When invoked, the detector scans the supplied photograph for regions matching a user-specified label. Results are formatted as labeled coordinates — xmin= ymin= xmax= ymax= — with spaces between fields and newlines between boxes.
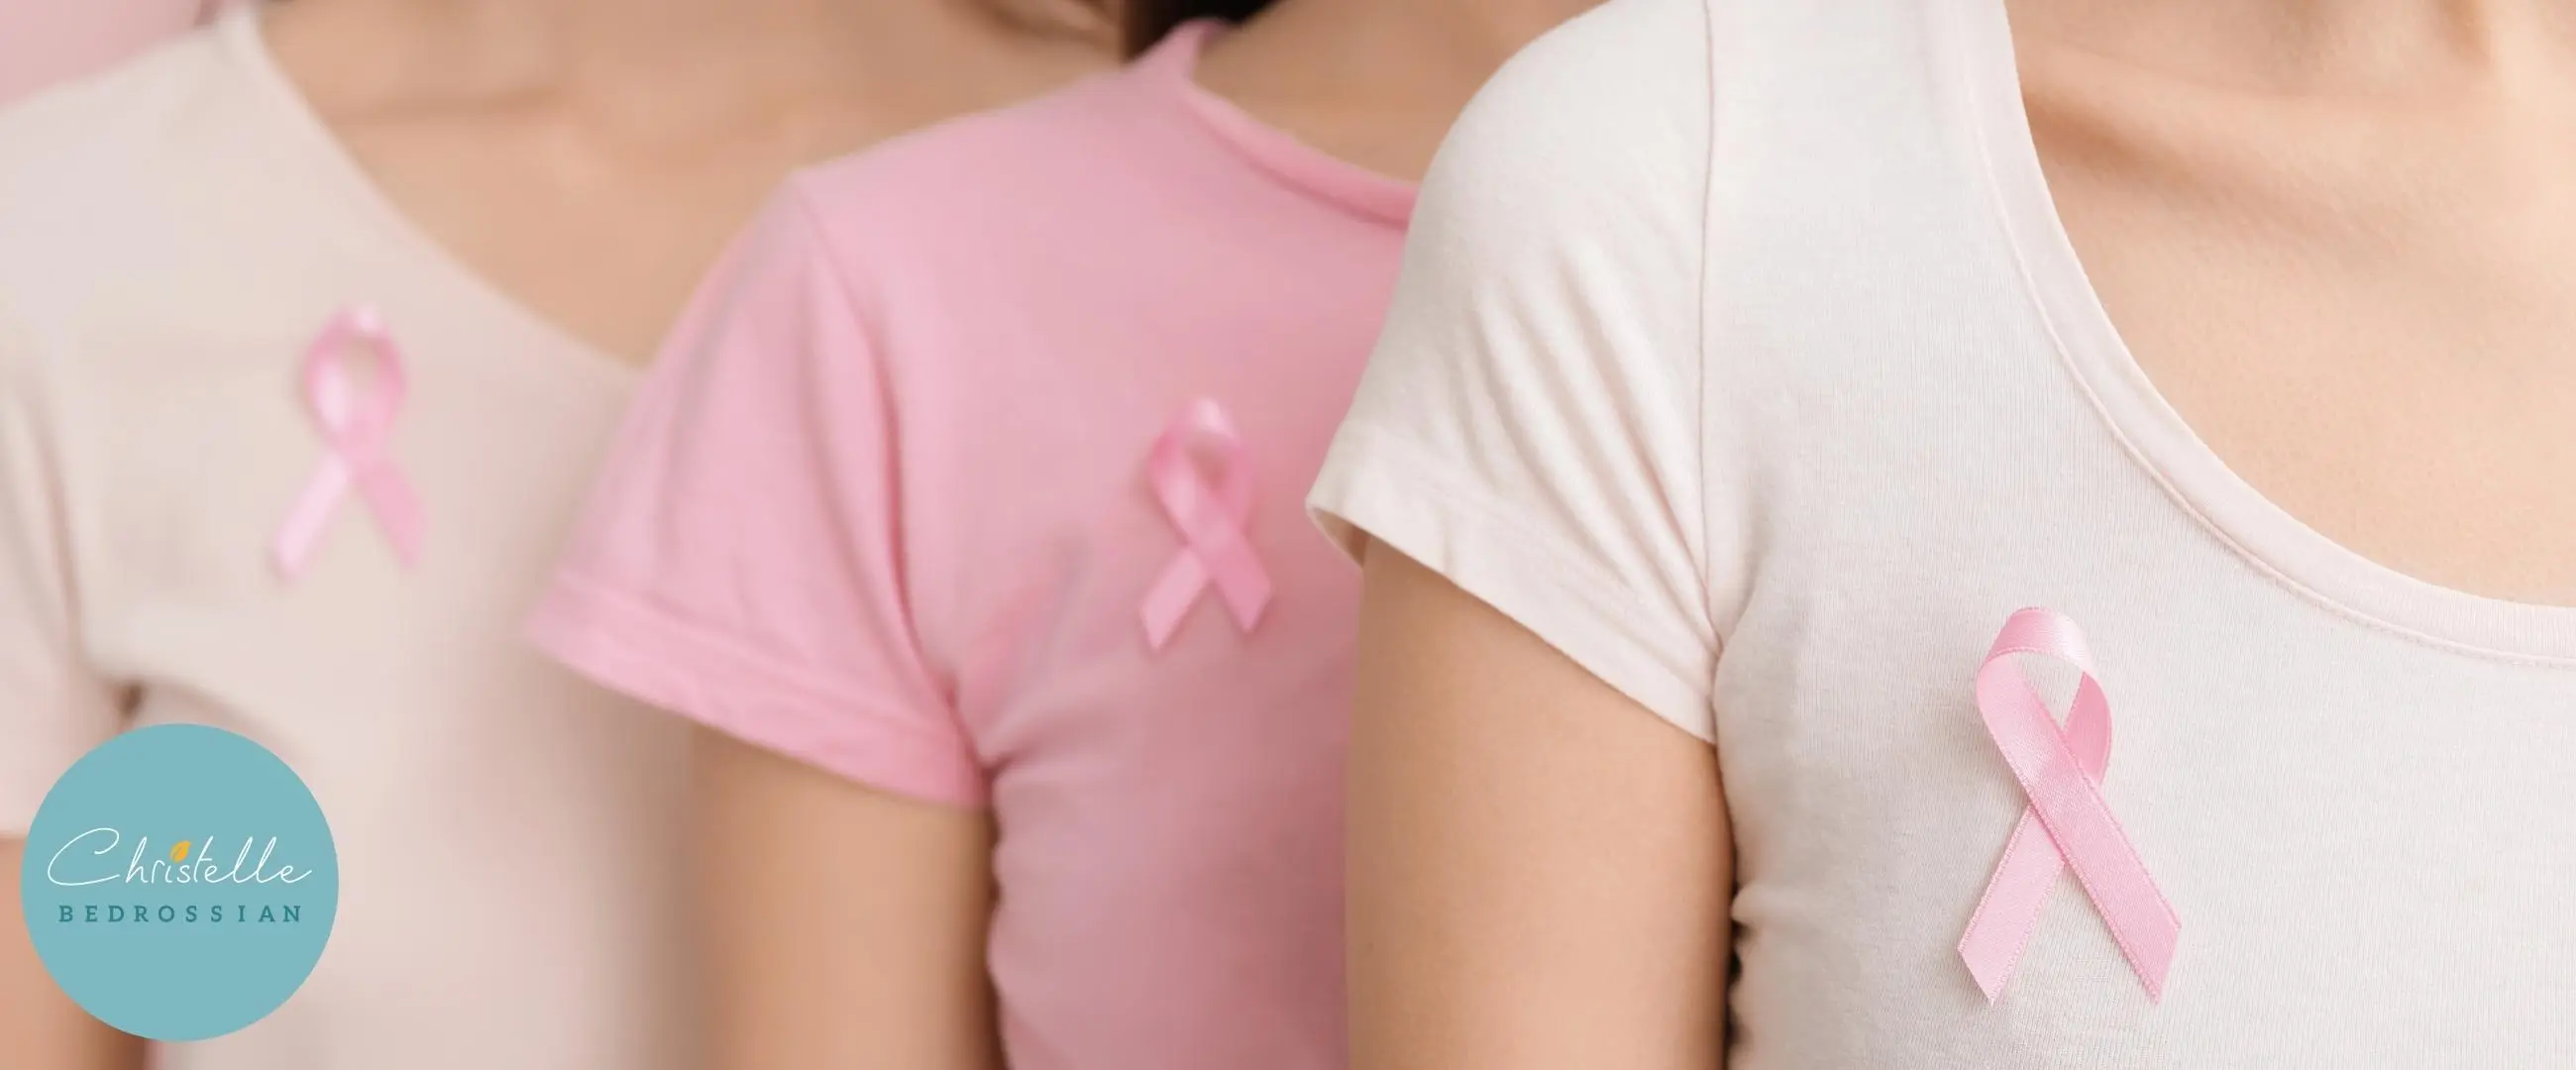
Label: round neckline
xmin=1942 ymin=0 xmax=2576 ymax=667
xmin=1141 ymin=19 xmax=1417 ymax=228
xmin=220 ymin=8 xmax=636 ymax=389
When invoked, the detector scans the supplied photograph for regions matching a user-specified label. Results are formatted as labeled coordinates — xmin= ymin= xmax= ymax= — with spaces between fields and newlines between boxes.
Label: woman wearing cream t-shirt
xmin=0 ymin=0 xmax=1107 ymax=1066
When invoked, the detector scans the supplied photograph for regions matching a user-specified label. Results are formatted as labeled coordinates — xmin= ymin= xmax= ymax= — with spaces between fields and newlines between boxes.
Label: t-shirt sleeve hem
xmin=1307 ymin=428 xmax=1718 ymax=744
xmin=525 ymin=573 xmax=989 ymax=808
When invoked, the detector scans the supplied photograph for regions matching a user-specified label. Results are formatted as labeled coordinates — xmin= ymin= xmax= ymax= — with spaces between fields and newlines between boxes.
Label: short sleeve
xmin=1306 ymin=0 xmax=1724 ymax=741
xmin=0 ymin=312 xmax=125 ymax=834
xmin=527 ymin=186 xmax=984 ymax=806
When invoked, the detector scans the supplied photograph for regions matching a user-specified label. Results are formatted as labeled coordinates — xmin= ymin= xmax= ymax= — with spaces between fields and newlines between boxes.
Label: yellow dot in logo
xmin=170 ymin=841 xmax=191 ymax=863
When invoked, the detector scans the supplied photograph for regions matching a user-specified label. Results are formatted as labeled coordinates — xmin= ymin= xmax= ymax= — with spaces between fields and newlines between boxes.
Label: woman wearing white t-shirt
xmin=1311 ymin=0 xmax=2576 ymax=1065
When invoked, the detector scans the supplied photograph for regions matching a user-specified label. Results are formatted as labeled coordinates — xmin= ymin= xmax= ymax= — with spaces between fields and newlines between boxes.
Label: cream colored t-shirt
xmin=0 ymin=15 xmax=688 ymax=1068
xmin=1311 ymin=0 xmax=2576 ymax=1064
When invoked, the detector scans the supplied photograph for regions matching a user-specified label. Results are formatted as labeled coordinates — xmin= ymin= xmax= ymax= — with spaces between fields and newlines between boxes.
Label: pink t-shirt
xmin=0 ymin=0 xmax=227 ymax=104
xmin=528 ymin=22 xmax=1412 ymax=1069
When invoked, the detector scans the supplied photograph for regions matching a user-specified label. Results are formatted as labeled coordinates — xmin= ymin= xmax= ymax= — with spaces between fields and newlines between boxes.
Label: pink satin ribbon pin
xmin=1957 ymin=608 xmax=2180 ymax=1003
xmin=269 ymin=307 xmax=422 ymax=578
xmin=1138 ymin=398 xmax=1270 ymax=650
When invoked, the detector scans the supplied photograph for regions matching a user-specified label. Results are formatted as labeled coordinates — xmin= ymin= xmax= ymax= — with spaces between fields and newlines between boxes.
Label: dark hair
xmin=1124 ymin=0 xmax=1273 ymax=57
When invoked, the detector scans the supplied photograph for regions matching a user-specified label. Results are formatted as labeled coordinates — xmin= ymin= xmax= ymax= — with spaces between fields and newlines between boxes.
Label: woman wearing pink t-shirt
xmin=527 ymin=1 xmax=1597 ymax=1066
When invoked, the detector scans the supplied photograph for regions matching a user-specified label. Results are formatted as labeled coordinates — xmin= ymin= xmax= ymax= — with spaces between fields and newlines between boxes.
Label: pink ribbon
xmin=1958 ymin=608 xmax=2179 ymax=1003
xmin=269 ymin=307 xmax=421 ymax=578
xmin=1138 ymin=398 xmax=1269 ymax=650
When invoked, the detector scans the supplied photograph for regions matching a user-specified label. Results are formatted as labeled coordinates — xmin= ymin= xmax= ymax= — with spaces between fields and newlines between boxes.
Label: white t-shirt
xmin=1309 ymin=0 xmax=2576 ymax=1064
xmin=0 ymin=14 xmax=689 ymax=1068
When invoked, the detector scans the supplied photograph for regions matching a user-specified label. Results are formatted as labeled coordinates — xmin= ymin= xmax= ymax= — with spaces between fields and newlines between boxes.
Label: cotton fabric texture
xmin=1309 ymin=0 xmax=2576 ymax=1064
xmin=0 ymin=13 xmax=689 ymax=1068
xmin=530 ymin=22 xmax=1412 ymax=1070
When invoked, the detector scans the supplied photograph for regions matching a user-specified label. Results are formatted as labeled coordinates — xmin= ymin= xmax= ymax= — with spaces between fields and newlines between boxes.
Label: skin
xmin=0 ymin=1 xmax=1106 ymax=1067
xmin=2 ymin=840 xmax=146 ymax=1068
xmin=258 ymin=0 xmax=1107 ymax=361
xmin=701 ymin=1 xmax=1605 ymax=1066
xmin=1348 ymin=548 xmax=1731 ymax=1069
xmin=2015 ymin=0 xmax=2576 ymax=605
xmin=1353 ymin=1 xmax=2576 ymax=1066
xmin=696 ymin=735 xmax=1008 ymax=1069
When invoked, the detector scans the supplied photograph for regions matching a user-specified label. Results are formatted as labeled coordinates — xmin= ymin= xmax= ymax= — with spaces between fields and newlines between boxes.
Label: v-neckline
xmin=222 ymin=7 xmax=639 ymax=391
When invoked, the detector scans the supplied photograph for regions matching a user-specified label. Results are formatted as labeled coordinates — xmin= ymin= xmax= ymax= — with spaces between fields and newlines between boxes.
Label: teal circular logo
xmin=18 ymin=724 xmax=339 ymax=1040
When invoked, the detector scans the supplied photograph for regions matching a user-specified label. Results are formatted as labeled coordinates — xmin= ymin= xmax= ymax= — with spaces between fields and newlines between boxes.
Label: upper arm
xmin=1348 ymin=547 xmax=1729 ymax=1068
xmin=526 ymin=189 xmax=998 ymax=1063
xmin=3 ymin=840 xmax=145 ymax=1070
xmin=693 ymin=729 xmax=1000 ymax=1070
xmin=1308 ymin=0 xmax=1731 ymax=1062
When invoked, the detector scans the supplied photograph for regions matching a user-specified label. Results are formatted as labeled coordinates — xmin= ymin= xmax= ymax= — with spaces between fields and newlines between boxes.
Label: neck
xmin=2018 ymin=0 xmax=2576 ymax=91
